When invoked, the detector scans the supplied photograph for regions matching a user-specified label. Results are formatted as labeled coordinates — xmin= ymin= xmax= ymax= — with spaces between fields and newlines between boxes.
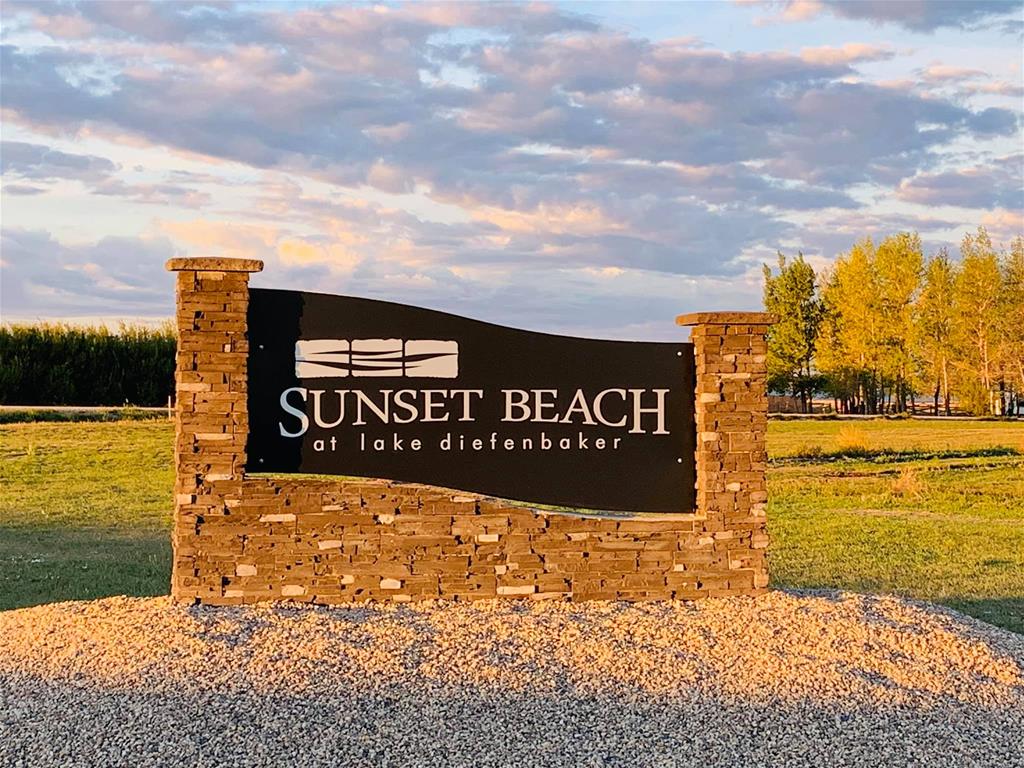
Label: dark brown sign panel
xmin=247 ymin=289 xmax=695 ymax=512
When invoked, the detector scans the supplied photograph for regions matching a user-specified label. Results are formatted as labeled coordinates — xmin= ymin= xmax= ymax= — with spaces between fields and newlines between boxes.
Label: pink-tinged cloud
xmin=918 ymin=64 xmax=989 ymax=83
xmin=981 ymin=209 xmax=1024 ymax=241
xmin=896 ymin=155 xmax=1024 ymax=209
xmin=799 ymin=43 xmax=894 ymax=66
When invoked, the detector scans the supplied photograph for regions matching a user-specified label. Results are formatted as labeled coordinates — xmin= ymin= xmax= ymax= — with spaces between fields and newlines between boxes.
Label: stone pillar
xmin=676 ymin=311 xmax=774 ymax=592
xmin=165 ymin=257 xmax=263 ymax=599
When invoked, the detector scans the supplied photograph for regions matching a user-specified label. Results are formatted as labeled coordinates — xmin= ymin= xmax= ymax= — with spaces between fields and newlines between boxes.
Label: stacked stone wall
xmin=174 ymin=478 xmax=760 ymax=603
xmin=167 ymin=259 xmax=772 ymax=604
xmin=680 ymin=312 xmax=773 ymax=593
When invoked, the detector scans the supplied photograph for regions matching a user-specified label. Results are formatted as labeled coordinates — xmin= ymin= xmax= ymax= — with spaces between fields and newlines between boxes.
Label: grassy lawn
xmin=1 ymin=419 xmax=1022 ymax=632
xmin=768 ymin=420 xmax=1024 ymax=633
xmin=0 ymin=422 xmax=173 ymax=608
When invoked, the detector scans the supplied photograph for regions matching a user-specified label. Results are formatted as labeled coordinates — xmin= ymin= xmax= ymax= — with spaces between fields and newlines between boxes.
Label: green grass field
xmin=768 ymin=420 xmax=1024 ymax=632
xmin=2 ymin=419 xmax=1022 ymax=632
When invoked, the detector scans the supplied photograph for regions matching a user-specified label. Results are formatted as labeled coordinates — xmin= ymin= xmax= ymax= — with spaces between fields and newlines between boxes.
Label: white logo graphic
xmin=295 ymin=339 xmax=459 ymax=378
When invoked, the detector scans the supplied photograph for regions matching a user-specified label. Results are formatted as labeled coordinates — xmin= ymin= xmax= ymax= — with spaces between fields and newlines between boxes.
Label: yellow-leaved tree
xmin=952 ymin=228 xmax=1004 ymax=415
xmin=875 ymin=233 xmax=923 ymax=412
xmin=914 ymin=249 xmax=957 ymax=415
xmin=818 ymin=235 xmax=923 ymax=413
xmin=818 ymin=239 xmax=880 ymax=413
xmin=997 ymin=236 xmax=1024 ymax=414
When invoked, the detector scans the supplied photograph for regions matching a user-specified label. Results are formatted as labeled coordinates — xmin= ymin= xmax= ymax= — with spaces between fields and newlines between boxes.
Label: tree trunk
xmin=980 ymin=333 xmax=993 ymax=416
xmin=1017 ymin=362 xmax=1024 ymax=416
xmin=941 ymin=359 xmax=950 ymax=417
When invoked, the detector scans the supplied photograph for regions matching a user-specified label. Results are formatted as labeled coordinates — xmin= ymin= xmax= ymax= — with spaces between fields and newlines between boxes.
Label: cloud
xmin=960 ymin=81 xmax=1024 ymax=98
xmin=0 ymin=222 xmax=760 ymax=338
xmin=277 ymin=237 xmax=361 ymax=271
xmin=1001 ymin=18 xmax=1024 ymax=37
xmin=155 ymin=184 xmax=786 ymax=279
xmin=0 ymin=228 xmax=178 ymax=317
xmin=980 ymin=209 xmax=1024 ymax=242
xmin=1 ymin=140 xmax=115 ymax=183
xmin=92 ymin=179 xmax=212 ymax=208
xmin=784 ymin=210 xmax=966 ymax=261
xmin=913 ymin=64 xmax=1024 ymax=102
xmin=0 ymin=2 xmax=1020 ymax=332
xmin=896 ymin=155 xmax=1024 ymax=209
xmin=2 ymin=6 xmax=1014 ymax=205
xmin=2 ymin=183 xmax=47 ymax=196
xmin=823 ymin=0 xmax=1024 ymax=32
xmin=1 ymin=139 xmax=211 ymax=207
xmin=158 ymin=219 xmax=280 ymax=258
xmin=753 ymin=0 xmax=1024 ymax=32
xmin=799 ymin=43 xmax=894 ymax=65
xmin=917 ymin=64 xmax=988 ymax=84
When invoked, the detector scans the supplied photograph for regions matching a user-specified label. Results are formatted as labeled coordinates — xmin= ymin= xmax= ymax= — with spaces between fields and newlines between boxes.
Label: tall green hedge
xmin=0 ymin=323 xmax=177 ymax=406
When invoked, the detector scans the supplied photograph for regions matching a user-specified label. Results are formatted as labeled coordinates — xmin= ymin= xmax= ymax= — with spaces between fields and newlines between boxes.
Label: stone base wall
xmin=166 ymin=258 xmax=772 ymax=605
xmin=173 ymin=478 xmax=766 ymax=604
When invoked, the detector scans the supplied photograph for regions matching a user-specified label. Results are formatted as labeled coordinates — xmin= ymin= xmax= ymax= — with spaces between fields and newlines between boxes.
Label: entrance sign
xmin=247 ymin=289 xmax=696 ymax=512
xmin=166 ymin=258 xmax=772 ymax=605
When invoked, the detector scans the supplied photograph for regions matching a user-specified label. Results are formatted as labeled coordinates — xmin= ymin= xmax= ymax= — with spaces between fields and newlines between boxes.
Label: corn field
xmin=0 ymin=323 xmax=176 ymax=406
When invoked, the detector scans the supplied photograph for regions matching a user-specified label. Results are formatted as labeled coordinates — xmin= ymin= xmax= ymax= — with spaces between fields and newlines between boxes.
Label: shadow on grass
xmin=773 ymin=576 xmax=1024 ymax=635
xmin=0 ymin=526 xmax=170 ymax=611
xmin=772 ymin=446 xmax=1021 ymax=466
xmin=829 ymin=589 xmax=1024 ymax=637
xmin=941 ymin=597 xmax=1024 ymax=635
xmin=0 ymin=408 xmax=170 ymax=424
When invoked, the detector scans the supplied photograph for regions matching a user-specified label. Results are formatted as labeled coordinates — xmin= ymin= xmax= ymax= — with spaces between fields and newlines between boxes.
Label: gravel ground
xmin=1 ymin=591 xmax=1022 ymax=768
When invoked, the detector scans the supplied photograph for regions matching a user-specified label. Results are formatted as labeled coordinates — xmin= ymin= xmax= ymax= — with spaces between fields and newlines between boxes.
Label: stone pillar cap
xmin=676 ymin=311 xmax=775 ymax=326
xmin=166 ymin=257 xmax=264 ymax=273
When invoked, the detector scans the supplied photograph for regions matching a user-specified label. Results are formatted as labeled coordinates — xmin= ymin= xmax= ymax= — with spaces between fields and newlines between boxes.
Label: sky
xmin=1 ymin=0 xmax=1022 ymax=340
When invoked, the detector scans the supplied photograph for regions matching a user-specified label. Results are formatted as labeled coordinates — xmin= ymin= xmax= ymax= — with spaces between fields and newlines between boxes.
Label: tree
xmin=766 ymin=227 xmax=1020 ymax=417
xmin=817 ymin=238 xmax=884 ymax=413
xmin=998 ymin=236 xmax=1024 ymax=416
xmin=952 ymin=227 xmax=1004 ymax=415
xmin=762 ymin=252 xmax=823 ymax=412
xmin=915 ymin=250 xmax=956 ymax=415
xmin=874 ymin=233 xmax=923 ymax=412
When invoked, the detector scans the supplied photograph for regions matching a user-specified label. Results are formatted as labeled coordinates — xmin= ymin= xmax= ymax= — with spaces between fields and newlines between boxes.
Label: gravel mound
xmin=1 ymin=591 xmax=1022 ymax=768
